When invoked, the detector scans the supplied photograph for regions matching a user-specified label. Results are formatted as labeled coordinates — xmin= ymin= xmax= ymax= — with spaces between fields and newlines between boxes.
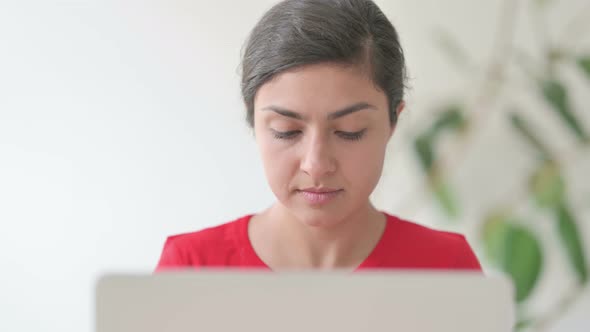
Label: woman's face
xmin=253 ymin=62 xmax=402 ymax=227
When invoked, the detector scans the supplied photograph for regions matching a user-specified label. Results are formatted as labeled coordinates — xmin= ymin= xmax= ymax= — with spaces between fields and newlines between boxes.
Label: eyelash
xmin=271 ymin=129 xmax=367 ymax=141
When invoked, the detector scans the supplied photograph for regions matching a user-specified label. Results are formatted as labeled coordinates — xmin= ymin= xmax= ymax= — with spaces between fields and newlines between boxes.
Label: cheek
xmin=257 ymin=137 xmax=298 ymax=190
xmin=340 ymin=140 xmax=387 ymax=188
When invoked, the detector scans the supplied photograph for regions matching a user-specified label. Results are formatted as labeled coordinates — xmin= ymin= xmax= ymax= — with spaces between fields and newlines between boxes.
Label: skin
xmin=249 ymin=62 xmax=404 ymax=271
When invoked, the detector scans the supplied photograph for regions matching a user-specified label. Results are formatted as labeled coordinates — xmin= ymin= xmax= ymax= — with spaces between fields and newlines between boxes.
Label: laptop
xmin=96 ymin=270 xmax=515 ymax=332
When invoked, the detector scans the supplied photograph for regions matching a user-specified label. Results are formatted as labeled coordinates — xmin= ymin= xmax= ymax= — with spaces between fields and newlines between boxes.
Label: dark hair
xmin=240 ymin=0 xmax=407 ymax=128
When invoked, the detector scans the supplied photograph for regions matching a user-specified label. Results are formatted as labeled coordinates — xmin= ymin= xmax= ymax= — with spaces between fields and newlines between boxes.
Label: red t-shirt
xmin=155 ymin=213 xmax=482 ymax=272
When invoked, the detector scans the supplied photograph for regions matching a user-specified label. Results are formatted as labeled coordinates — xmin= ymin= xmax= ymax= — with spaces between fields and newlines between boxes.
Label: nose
xmin=299 ymin=132 xmax=337 ymax=180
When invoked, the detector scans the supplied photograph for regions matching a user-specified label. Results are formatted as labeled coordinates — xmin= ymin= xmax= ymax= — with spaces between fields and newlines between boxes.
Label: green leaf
xmin=515 ymin=317 xmax=533 ymax=331
xmin=414 ymin=105 xmax=467 ymax=174
xmin=540 ymin=79 xmax=589 ymax=143
xmin=414 ymin=134 xmax=435 ymax=172
xmin=555 ymin=203 xmax=589 ymax=284
xmin=501 ymin=226 xmax=543 ymax=302
xmin=482 ymin=216 xmax=543 ymax=302
xmin=482 ymin=214 xmax=512 ymax=263
xmin=577 ymin=56 xmax=590 ymax=79
xmin=432 ymin=105 xmax=466 ymax=134
xmin=413 ymin=106 xmax=466 ymax=218
xmin=529 ymin=161 xmax=565 ymax=209
xmin=509 ymin=112 xmax=552 ymax=159
xmin=432 ymin=179 xmax=459 ymax=218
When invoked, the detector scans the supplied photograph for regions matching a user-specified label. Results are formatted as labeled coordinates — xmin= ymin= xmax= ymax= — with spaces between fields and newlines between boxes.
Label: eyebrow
xmin=261 ymin=102 xmax=377 ymax=121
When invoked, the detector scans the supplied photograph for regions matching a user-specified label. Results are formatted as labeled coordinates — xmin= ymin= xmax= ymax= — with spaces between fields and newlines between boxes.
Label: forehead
xmin=254 ymin=62 xmax=387 ymax=115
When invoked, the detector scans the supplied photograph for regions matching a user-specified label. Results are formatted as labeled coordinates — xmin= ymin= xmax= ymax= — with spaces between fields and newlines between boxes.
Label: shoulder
xmin=381 ymin=213 xmax=482 ymax=270
xmin=166 ymin=216 xmax=247 ymax=249
xmin=388 ymin=214 xmax=467 ymax=245
xmin=155 ymin=215 xmax=251 ymax=271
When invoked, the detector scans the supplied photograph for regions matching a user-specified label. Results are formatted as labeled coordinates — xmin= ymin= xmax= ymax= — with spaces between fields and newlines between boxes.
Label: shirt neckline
xmin=237 ymin=212 xmax=395 ymax=271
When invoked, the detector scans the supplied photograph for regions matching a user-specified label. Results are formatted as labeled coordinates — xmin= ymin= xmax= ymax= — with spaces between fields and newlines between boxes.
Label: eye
xmin=336 ymin=129 xmax=367 ymax=141
xmin=271 ymin=129 xmax=301 ymax=140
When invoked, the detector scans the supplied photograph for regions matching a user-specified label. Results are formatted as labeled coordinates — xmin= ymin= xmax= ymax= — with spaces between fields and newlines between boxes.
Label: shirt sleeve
xmin=454 ymin=235 xmax=483 ymax=271
xmin=154 ymin=237 xmax=191 ymax=273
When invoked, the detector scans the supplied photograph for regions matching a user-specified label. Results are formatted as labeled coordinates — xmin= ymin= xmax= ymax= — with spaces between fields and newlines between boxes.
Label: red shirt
xmin=155 ymin=213 xmax=482 ymax=272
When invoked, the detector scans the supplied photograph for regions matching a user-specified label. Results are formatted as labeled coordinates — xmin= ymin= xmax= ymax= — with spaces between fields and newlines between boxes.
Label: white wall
xmin=0 ymin=1 xmax=588 ymax=331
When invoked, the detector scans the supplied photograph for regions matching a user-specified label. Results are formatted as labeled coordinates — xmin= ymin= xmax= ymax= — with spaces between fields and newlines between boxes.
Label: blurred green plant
xmin=406 ymin=0 xmax=589 ymax=331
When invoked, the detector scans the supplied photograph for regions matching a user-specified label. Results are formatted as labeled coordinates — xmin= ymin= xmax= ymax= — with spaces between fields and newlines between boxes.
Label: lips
xmin=299 ymin=187 xmax=341 ymax=193
xmin=297 ymin=188 xmax=343 ymax=205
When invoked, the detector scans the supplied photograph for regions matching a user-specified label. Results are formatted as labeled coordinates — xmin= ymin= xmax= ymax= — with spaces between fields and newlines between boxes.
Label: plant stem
xmin=395 ymin=0 xmax=522 ymax=217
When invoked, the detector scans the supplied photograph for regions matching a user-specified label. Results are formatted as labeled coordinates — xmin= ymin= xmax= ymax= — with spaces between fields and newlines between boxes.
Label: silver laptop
xmin=96 ymin=270 xmax=515 ymax=332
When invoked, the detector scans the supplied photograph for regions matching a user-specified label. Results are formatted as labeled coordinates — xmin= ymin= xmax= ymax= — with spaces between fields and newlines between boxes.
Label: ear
xmin=396 ymin=100 xmax=405 ymax=118
xmin=388 ymin=100 xmax=405 ymax=139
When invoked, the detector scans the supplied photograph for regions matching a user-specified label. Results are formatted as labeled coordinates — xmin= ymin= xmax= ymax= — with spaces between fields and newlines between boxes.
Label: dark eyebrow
xmin=261 ymin=102 xmax=377 ymax=121
xmin=327 ymin=102 xmax=377 ymax=120
xmin=261 ymin=106 xmax=304 ymax=120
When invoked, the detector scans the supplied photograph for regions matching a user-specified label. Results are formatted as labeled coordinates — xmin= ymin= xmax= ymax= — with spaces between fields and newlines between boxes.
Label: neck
xmin=266 ymin=202 xmax=386 ymax=270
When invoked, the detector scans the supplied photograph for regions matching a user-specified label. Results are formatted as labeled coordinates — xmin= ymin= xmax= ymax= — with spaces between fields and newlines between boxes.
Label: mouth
xmin=296 ymin=188 xmax=343 ymax=205
xmin=298 ymin=186 xmax=342 ymax=193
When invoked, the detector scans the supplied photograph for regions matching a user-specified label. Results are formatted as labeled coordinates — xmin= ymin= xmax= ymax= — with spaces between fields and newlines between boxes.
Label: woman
xmin=156 ymin=0 xmax=481 ymax=272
